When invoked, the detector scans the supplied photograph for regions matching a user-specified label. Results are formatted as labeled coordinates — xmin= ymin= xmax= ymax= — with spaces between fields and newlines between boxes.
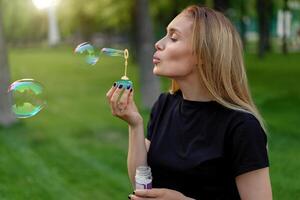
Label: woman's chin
xmin=153 ymin=65 xmax=160 ymax=75
xmin=153 ymin=65 xmax=172 ymax=77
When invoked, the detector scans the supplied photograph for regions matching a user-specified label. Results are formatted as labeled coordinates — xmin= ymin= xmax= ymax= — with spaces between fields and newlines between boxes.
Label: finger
xmin=106 ymin=82 xmax=118 ymax=101
xmin=128 ymin=194 xmax=156 ymax=200
xmin=134 ymin=189 xmax=162 ymax=198
xmin=110 ymin=84 xmax=125 ymax=113
xmin=127 ymin=87 xmax=134 ymax=105
xmin=118 ymin=85 xmax=132 ymax=110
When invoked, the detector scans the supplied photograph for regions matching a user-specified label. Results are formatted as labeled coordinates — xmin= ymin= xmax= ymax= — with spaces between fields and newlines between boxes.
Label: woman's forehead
xmin=167 ymin=14 xmax=193 ymax=36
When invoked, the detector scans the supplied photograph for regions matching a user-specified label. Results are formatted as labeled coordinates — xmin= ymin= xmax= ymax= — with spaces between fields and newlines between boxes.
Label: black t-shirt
xmin=146 ymin=90 xmax=269 ymax=200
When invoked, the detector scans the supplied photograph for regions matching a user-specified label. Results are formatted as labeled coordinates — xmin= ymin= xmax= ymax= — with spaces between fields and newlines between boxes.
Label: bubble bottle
xmin=135 ymin=166 xmax=152 ymax=189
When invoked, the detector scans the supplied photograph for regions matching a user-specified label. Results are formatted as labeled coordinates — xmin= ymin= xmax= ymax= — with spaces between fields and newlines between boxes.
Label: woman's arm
xmin=236 ymin=167 xmax=272 ymax=200
xmin=127 ymin=123 xmax=148 ymax=186
xmin=106 ymin=85 xmax=148 ymax=187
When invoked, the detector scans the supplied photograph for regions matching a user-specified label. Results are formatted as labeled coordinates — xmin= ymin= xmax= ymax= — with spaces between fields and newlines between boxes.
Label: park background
xmin=0 ymin=0 xmax=299 ymax=199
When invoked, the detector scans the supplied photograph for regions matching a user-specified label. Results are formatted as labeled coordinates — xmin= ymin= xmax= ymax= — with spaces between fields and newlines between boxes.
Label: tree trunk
xmin=133 ymin=0 xmax=160 ymax=109
xmin=282 ymin=0 xmax=288 ymax=54
xmin=47 ymin=4 xmax=60 ymax=47
xmin=240 ymin=2 xmax=247 ymax=49
xmin=256 ymin=0 xmax=272 ymax=57
xmin=0 ymin=3 xmax=17 ymax=127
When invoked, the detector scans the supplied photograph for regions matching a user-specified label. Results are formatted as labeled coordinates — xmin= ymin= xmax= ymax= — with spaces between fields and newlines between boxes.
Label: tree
xmin=0 ymin=0 xmax=16 ymax=127
xmin=256 ymin=0 xmax=273 ymax=57
xmin=56 ymin=0 xmax=132 ymax=42
xmin=239 ymin=2 xmax=247 ymax=48
xmin=132 ymin=0 xmax=160 ymax=108
xmin=47 ymin=3 xmax=61 ymax=46
xmin=231 ymin=0 xmax=255 ymax=50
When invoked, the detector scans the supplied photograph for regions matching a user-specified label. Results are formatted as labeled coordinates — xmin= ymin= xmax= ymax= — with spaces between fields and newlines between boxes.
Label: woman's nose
xmin=155 ymin=38 xmax=164 ymax=51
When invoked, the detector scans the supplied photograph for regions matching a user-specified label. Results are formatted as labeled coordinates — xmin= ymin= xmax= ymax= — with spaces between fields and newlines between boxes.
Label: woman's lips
xmin=153 ymin=56 xmax=160 ymax=64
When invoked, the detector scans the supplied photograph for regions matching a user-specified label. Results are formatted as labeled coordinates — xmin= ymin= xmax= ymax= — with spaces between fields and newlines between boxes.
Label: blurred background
xmin=0 ymin=0 xmax=299 ymax=199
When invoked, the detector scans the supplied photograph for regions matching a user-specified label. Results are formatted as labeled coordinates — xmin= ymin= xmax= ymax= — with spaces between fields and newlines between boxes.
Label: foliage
xmin=150 ymin=0 xmax=205 ymax=39
xmin=3 ymin=0 xmax=298 ymax=45
xmin=57 ymin=0 xmax=133 ymax=39
xmin=3 ymin=0 xmax=47 ymax=43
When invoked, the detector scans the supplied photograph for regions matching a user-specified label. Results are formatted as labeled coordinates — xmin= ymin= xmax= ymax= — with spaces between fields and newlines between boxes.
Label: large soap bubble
xmin=74 ymin=42 xmax=100 ymax=65
xmin=8 ymin=79 xmax=46 ymax=118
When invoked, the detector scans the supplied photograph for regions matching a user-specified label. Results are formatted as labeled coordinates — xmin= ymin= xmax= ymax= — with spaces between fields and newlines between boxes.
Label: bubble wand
xmin=101 ymin=48 xmax=132 ymax=88
xmin=74 ymin=43 xmax=133 ymax=88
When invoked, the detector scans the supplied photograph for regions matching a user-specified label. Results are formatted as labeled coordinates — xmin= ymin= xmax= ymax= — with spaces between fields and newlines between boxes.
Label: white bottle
xmin=135 ymin=166 xmax=152 ymax=189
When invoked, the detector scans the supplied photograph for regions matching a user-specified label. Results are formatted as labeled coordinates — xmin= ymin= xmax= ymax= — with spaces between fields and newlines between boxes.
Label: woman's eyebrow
xmin=166 ymin=27 xmax=182 ymax=35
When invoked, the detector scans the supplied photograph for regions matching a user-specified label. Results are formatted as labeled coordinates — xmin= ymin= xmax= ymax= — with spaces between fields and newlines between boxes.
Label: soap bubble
xmin=101 ymin=48 xmax=125 ymax=57
xmin=8 ymin=79 xmax=46 ymax=118
xmin=74 ymin=42 xmax=100 ymax=65
xmin=74 ymin=43 xmax=129 ymax=65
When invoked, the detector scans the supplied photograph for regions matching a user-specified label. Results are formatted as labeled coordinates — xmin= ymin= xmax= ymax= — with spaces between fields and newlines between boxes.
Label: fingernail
xmin=126 ymin=85 xmax=131 ymax=90
xmin=118 ymin=84 xmax=123 ymax=89
xmin=113 ymin=82 xmax=117 ymax=87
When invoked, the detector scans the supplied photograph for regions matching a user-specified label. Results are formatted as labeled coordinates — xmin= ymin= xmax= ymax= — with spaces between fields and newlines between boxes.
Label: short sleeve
xmin=230 ymin=119 xmax=269 ymax=177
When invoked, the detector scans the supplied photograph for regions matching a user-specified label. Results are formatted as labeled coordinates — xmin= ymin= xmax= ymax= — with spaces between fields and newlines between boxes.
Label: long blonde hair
xmin=170 ymin=5 xmax=266 ymax=131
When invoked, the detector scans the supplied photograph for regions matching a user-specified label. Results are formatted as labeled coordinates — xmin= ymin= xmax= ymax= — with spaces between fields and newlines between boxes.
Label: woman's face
xmin=153 ymin=14 xmax=197 ymax=78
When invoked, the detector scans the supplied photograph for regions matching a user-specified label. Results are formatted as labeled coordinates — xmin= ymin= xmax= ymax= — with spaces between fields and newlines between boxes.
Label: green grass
xmin=0 ymin=46 xmax=136 ymax=199
xmin=244 ymin=53 xmax=300 ymax=199
xmin=0 ymin=47 xmax=299 ymax=199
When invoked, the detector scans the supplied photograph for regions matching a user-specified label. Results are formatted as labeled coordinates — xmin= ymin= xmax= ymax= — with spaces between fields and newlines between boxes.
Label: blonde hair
xmin=170 ymin=5 xmax=266 ymax=131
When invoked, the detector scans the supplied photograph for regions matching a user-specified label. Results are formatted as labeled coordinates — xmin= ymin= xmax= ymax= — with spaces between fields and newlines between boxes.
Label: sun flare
xmin=32 ymin=0 xmax=58 ymax=9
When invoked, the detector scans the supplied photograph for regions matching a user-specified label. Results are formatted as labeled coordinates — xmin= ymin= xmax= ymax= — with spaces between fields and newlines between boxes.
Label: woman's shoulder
xmin=225 ymin=110 xmax=266 ymax=142
xmin=230 ymin=109 xmax=259 ymax=123
xmin=149 ymin=91 xmax=181 ymax=116
xmin=153 ymin=90 xmax=181 ymax=105
xmin=210 ymin=100 xmax=258 ymax=122
xmin=232 ymin=110 xmax=261 ymax=127
xmin=212 ymin=103 xmax=264 ymax=134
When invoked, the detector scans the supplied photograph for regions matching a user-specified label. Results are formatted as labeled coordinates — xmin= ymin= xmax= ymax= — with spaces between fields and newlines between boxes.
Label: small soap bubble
xmin=101 ymin=48 xmax=125 ymax=57
xmin=74 ymin=42 xmax=99 ymax=65
xmin=8 ymin=79 xmax=46 ymax=118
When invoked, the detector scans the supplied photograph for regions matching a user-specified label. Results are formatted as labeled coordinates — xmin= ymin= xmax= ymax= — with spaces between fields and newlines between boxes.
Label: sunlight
xmin=32 ymin=0 xmax=58 ymax=10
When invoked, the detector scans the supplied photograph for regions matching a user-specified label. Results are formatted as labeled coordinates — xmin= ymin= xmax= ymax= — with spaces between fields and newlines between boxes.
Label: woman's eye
xmin=168 ymin=34 xmax=178 ymax=42
xmin=170 ymin=37 xmax=177 ymax=42
xmin=165 ymin=32 xmax=178 ymax=42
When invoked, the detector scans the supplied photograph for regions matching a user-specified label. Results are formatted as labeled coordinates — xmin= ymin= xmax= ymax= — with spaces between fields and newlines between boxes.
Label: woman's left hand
xmin=128 ymin=188 xmax=193 ymax=200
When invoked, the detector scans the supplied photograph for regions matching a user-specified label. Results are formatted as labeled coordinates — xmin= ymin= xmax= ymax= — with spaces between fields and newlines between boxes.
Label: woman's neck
xmin=175 ymin=72 xmax=213 ymax=102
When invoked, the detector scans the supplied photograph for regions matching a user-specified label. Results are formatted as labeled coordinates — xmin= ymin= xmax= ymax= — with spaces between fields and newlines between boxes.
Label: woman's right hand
xmin=106 ymin=82 xmax=143 ymax=127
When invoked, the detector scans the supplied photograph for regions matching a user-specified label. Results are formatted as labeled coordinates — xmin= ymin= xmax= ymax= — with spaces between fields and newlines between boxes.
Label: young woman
xmin=106 ymin=5 xmax=272 ymax=200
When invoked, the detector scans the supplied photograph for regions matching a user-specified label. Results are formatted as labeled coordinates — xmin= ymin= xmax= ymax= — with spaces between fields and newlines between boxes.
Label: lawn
xmin=0 ymin=47 xmax=299 ymax=199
